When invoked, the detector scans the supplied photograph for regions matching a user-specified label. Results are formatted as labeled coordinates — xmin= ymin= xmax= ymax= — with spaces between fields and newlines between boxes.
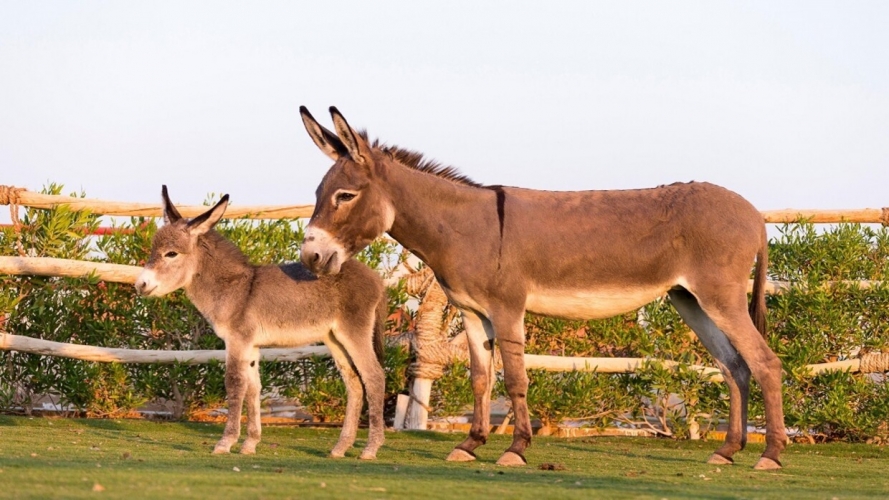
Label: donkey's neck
xmin=382 ymin=162 xmax=500 ymax=271
xmin=183 ymin=231 xmax=255 ymax=326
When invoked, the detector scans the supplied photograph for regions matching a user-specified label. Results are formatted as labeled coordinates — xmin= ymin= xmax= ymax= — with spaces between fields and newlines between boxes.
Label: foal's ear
xmin=187 ymin=194 xmax=229 ymax=236
xmin=161 ymin=185 xmax=183 ymax=224
xmin=300 ymin=106 xmax=347 ymax=161
xmin=329 ymin=106 xmax=371 ymax=165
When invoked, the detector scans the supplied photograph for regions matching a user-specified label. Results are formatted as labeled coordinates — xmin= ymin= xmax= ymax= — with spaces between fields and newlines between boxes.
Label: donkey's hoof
xmin=358 ymin=451 xmax=377 ymax=460
xmin=445 ymin=448 xmax=476 ymax=462
xmin=707 ymin=453 xmax=734 ymax=465
xmin=239 ymin=447 xmax=257 ymax=455
xmin=753 ymin=457 xmax=782 ymax=470
xmin=495 ymin=451 xmax=527 ymax=467
xmin=212 ymin=446 xmax=231 ymax=455
xmin=329 ymin=450 xmax=347 ymax=459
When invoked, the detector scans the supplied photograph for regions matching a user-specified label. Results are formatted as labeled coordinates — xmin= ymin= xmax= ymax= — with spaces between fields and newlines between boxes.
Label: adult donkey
xmin=136 ymin=186 xmax=387 ymax=459
xmin=298 ymin=107 xmax=787 ymax=470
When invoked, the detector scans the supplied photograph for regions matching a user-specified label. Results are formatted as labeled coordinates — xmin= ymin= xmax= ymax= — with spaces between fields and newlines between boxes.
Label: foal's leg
xmin=214 ymin=344 xmax=251 ymax=454
xmin=669 ymin=289 xmax=750 ymax=464
xmin=693 ymin=285 xmax=788 ymax=470
xmin=492 ymin=312 xmax=532 ymax=466
xmin=446 ymin=310 xmax=495 ymax=462
xmin=331 ymin=328 xmax=386 ymax=460
xmin=240 ymin=346 xmax=262 ymax=454
xmin=324 ymin=333 xmax=366 ymax=458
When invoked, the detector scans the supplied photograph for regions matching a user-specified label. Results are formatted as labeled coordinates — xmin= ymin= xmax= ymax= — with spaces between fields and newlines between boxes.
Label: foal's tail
xmin=748 ymin=226 xmax=769 ymax=336
xmin=373 ymin=294 xmax=387 ymax=366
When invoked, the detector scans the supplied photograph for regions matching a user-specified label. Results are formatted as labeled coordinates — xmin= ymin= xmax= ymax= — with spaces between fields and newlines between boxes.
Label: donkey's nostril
xmin=311 ymin=252 xmax=322 ymax=263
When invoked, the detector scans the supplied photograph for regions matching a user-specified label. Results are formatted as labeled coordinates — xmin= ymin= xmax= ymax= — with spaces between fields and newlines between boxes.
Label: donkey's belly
xmin=252 ymin=322 xmax=330 ymax=348
xmin=525 ymin=285 xmax=669 ymax=320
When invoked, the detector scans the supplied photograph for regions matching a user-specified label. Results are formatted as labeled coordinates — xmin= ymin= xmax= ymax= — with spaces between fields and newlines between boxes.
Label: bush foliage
xmin=1 ymin=186 xmax=887 ymax=441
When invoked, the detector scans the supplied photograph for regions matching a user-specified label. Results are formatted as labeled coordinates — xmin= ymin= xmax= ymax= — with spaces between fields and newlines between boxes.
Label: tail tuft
xmin=373 ymin=294 xmax=387 ymax=365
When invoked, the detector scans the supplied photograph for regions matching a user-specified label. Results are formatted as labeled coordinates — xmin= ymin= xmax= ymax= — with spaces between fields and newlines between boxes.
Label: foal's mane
xmin=361 ymin=131 xmax=482 ymax=188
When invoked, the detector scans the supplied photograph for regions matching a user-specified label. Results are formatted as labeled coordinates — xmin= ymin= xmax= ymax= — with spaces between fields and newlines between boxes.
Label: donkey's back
xmin=244 ymin=258 xmax=385 ymax=349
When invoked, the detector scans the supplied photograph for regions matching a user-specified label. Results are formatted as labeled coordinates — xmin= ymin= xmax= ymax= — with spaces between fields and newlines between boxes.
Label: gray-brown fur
xmin=298 ymin=107 xmax=788 ymax=470
xmin=135 ymin=185 xmax=387 ymax=459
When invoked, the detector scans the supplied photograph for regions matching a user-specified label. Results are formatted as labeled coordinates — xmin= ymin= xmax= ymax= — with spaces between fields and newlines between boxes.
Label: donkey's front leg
xmin=213 ymin=346 xmax=251 ymax=454
xmin=239 ymin=347 xmax=262 ymax=454
xmin=446 ymin=311 xmax=495 ymax=462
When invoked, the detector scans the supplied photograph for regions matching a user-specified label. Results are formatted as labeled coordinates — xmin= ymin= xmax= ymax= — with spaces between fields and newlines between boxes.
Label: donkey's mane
xmin=360 ymin=131 xmax=482 ymax=188
xmin=198 ymin=229 xmax=252 ymax=268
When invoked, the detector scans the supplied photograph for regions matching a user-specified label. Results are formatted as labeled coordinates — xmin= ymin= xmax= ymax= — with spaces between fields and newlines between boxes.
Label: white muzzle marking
xmin=135 ymin=268 xmax=160 ymax=297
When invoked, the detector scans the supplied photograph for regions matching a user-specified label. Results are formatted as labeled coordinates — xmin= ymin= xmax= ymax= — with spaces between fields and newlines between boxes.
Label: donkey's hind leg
xmin=325 ymin=334 xmax=366 ymax=458
xmin=330 ymin=329 xmax=386 ymax=460
xmin=240 ymin=347 xmax=263 ymax=454
xmin=446 ymin=310 xmax=495 ymax=463
xmin=688 ymin=285 xmax=788 ymax=470
xmin=669 ymin=289 xmax=750 ymax=464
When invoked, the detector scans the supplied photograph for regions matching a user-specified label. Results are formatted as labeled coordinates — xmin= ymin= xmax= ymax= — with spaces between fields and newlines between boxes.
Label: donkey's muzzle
xmin=301 ymin=227 xmax=345 ymax=275
xmin=134 ymin=274 xmax=156 ymax=296
xmin=300 ymin=244 xmax=342 ymax=276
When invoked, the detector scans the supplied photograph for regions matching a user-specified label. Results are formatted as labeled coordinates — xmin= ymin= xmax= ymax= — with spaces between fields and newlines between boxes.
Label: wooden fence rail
xmin=0 ymin=186 xmax=314 ymax=219
xmin=3 ymin=330 xmax=884 ymax=381
xmin=2 ymin=185 xmax=888 ymax=224
xmin=0 ymin=256 xmax=881 ymax=296
xmin=0 ymin=331 xmax=328 ymax=364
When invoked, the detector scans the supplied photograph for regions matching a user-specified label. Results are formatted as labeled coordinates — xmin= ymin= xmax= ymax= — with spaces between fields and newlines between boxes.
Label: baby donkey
xmin=135 ymin=186 xmax=387 ymax=459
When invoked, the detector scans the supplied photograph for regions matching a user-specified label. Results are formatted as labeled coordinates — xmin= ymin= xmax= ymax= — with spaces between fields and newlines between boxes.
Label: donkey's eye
xmin=334 ymin=192 xmax=357 ymax=206
xmin=164 ymin=251 xmax=178 ymax=258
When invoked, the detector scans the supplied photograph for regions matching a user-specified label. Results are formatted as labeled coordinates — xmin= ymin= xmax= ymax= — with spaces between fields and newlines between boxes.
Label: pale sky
xmin=1 ymin=1 xmax=887 ymax=218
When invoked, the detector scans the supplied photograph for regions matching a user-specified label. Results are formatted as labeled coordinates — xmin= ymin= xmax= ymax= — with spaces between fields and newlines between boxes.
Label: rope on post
xmin=405 ymin=267 xmax=452 ymax=381
xmin=0 ymin=185 xmax=25 ymax=206
xmin=0 ymin=185 xmax=27 ymax=256
xmin=859 ymin=351 xmax=889 ymax=373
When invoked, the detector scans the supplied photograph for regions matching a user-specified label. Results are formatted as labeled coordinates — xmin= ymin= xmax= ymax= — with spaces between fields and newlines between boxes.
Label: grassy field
xmin=0 ymin=416 xmax=886 ymax=499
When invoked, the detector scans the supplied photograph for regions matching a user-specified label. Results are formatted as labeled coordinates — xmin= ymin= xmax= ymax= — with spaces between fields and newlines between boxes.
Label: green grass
xmin=0 ymin=416 xmax=886 ymax=499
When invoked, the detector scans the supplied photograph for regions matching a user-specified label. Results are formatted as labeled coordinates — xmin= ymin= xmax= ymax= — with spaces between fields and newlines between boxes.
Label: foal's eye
xmin=334 ymin=192 xmax=357 ymax=206
xmin=164 ymin=251 xmax=178 ymax=258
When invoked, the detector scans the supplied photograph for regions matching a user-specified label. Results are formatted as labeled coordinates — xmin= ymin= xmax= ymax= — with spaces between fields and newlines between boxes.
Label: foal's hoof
xmin=329 ymin=450 xmax=347 ymax=459
xmin=753 ymin=457 xmax=782 ymax=470
xmin=707 ymin=453 xmax=734 ymax=465
xmin=358 ymin=451 xmax=377 ymax=460
xmin=445 ymin=448 xmax=476 ymax=462
xmin=495 ymin=451 xmax=527 ymax=467
xmin=212 ymin=447 xmax=231 ymax=455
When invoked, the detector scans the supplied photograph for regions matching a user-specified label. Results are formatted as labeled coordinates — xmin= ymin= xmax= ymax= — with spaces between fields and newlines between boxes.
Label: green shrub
xmin=1 ymin=186 xmax=887 ymax=441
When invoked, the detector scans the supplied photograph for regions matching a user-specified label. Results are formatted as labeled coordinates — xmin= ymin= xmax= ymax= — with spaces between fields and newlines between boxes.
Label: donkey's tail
xmin=748 ymin=226 xmax=769 ymax=336
xmin=373 ymin=295 xmax=387 ymax=366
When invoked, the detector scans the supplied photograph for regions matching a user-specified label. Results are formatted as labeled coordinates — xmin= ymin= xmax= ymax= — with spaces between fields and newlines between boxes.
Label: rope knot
xmin=0 ymin=185 xmax=24 ymax=206
xmin=405 ymin=266 xmax=436 ymax=296
xmin=0 ymin=186 xmax=27 ymax=256
xmin=859 ymin=351 xmax=889 ymax=373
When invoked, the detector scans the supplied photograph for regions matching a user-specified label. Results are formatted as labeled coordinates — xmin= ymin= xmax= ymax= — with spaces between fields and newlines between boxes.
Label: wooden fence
xmin=2 ymin=184 xmax=888 ymax=432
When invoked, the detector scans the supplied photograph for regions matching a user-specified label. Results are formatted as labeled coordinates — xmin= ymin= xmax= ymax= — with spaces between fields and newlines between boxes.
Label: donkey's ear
xmin=161 ymin=185 xmax=183 ymax=224
xmin=329 ymin=106 xmax=371 ymax=165
xmin=300 ymin=106 xmax=347 ymax=161
xmin=187 ymin=194 xmax=229 ymax=236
